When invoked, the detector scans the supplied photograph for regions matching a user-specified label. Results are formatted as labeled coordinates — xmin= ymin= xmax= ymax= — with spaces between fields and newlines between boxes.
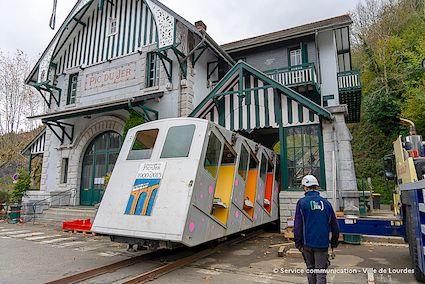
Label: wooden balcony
xmin=264 ymin=63 xmax=319 ymax=93
xmin=337 ymin=70 xmax=361 ymax=93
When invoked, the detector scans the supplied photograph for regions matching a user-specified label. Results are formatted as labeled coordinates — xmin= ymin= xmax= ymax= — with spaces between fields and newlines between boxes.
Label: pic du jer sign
xmin=85 ymin=62 xmax=136 ymax=90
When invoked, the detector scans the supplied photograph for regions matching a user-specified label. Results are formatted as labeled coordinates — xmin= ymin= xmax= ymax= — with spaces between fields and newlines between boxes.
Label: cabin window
xmin=67 ymin=73 xmax=78 ymax=105
xmin=146 ymin=52 xmax=159 ymax=88
xmin=289 ymin=48 xmax=302 ymax=66
xmin=161 ymin=125 xmax=196 ymax=158
xmin=204 ymin=132 xmax=222 ymax=179
xmin=286 ymin=125 xmax=322 ymax=189
xmin=108 ymin=18 xmax=118 ymax=36
xmin=127 ymin=129 xmax=159 ymax=160
xmin=237 ymin=145 xmax=249 ymax=181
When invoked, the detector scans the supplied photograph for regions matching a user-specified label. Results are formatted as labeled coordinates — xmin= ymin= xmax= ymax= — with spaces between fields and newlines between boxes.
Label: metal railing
xmin=264 ymin=63 xmax=318 ymax=87
xmin=25 ymin=188 xmax=76 ymax=223
xmin=338 ymin=70 xmax=361 ymax=92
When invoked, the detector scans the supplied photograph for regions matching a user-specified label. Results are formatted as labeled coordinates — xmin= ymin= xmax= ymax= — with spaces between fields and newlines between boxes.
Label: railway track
xmin=45 ymin=230 xmax=264 ymax=284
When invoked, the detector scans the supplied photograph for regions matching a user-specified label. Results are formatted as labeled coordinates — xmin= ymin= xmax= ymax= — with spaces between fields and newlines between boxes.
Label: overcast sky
xmin=0 ymin=0 xmax=361 ymax=60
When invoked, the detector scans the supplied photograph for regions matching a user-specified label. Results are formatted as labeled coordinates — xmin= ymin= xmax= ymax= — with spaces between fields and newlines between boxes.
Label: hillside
xmin=350 ymin=0 xmax=425 ymax=203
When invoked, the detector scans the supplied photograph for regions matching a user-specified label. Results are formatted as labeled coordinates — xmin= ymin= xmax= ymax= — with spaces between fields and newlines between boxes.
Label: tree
xmin=0 ymin=50 xmax=43 ymax=135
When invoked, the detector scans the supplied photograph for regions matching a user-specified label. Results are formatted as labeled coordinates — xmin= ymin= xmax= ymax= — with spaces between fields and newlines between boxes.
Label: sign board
xmin=124 ymin=162 xmax=166 ymax=216
xmin=85 ymin=63 xmax=136 ymax=90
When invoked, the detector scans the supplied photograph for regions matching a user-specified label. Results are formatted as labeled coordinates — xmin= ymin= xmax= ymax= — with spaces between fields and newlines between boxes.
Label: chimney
xmin=195 ymin=20 xmax=207 ymax=32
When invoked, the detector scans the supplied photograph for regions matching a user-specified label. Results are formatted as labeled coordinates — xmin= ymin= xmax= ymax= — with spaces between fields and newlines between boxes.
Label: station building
xmin=24 ymin=0 xmax=362 ymax=228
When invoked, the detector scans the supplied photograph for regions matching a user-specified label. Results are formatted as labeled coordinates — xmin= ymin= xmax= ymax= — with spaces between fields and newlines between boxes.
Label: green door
xmin=80 ymin=131 xmax=122 ymax=206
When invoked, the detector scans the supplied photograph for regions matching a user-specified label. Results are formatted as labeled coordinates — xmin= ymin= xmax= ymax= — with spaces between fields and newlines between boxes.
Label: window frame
xmin=127 ymin=129 xmax=159 ymax=160
xmin=61 ymin=158 xmax=69 ymax=184
xmin=202 ymin=130 xmax=224 ymax=180
xmin=67 ymin=73 xmax=78 ymax=105
xmin=282 ymin=124 xmax=325 ymax=191
xmin=146 ymin=52 xmax=160 ymax=88
xmin=107 ymin=17 xmax=118 ymax=37
xmin=288 ymin=47 xmax=302 ymax=67
xmin=160 ymin=124 xmax=196 ymax=159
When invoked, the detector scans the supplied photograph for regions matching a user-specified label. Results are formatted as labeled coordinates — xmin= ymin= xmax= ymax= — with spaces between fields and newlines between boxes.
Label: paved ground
xmin=0 ymin=221 xmax=419 ymax=284
xmin=0 ymin=221 xmax=144 ymax=284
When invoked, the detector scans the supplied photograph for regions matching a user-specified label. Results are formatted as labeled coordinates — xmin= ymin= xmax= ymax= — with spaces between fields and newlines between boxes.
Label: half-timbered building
xmin=24 ymin=0 xmax=362 ymax=228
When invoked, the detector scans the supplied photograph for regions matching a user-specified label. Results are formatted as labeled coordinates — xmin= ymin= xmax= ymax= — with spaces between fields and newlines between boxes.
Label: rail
xmin=337 ymin=70 xmax=361 ymax=92
xmin=21 ymin=188 xmax=77 ymax=223
xmin=46 ymin=229 xmax=264 ymax=284
xmin=264 ymin=63 xmax=318 ymax=87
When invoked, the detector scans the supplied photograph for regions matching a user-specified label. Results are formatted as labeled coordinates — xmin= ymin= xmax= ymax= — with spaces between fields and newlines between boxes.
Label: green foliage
xmin=351 ymin=0 xmax=425 ymax=203
xmin=364 ymin=92 xmax=401 ymax=135
xmin=122 ymin=110 xmax=145 ymax=140
xmin=0 ymin=190 xmax=10 ymax=204
xmin=11 ymin=168 xmax=30 ymax=203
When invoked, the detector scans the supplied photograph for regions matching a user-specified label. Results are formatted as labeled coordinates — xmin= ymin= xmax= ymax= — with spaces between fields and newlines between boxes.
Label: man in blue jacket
xmin=294 ymin=175 xmax=339 ymax=284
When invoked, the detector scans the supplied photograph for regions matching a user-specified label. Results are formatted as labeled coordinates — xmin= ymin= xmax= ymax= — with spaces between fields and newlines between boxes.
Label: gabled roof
xmin=26 ymin=0 xmax=234 ymax=84
xmin=190 ymin=61 xmax=331 ymax=131
xmin=222 ymin=14 xmax=352 ymax=53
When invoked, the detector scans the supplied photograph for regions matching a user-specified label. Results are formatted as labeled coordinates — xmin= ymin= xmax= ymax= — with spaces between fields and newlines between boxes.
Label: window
xmin=61 ymin=158 xmax=69 ymax=184
xmin=237 ymin=145 xmax=249 ymax=181
xmin=67 ymin=73 xmax=78 ymax=105
xmin=289 ymin=48 xmax=302 ymax=66
xmin=203 ymin=132 xmax=222 ymax=178
xmin=146 ymin=52 xmax=160 ymax=87
xmin=127 ymin=129 xmax=159 ymax=160
xmin=335 ymin=27 xmax=352 ymax=72
xmin=161 ymin=125 xmax=196 ymax=158
xmin=108 ymin=18 xmax=117 ymax=36
xmin=286 ymin=125 xmax=322 ymax=189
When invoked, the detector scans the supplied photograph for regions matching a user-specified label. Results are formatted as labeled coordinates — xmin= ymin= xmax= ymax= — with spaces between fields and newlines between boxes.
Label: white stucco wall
xmin=317 ymin=30 xmax=339 ymax=104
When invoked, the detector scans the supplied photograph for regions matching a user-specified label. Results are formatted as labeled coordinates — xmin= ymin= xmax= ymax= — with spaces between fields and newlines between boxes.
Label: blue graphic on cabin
xmin=125 ymin=178 xmax=160 ymax=216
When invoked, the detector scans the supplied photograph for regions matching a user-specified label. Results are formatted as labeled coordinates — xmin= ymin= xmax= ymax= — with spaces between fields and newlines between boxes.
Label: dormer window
xmin=108 ymin=18 xmax=118 ymax=36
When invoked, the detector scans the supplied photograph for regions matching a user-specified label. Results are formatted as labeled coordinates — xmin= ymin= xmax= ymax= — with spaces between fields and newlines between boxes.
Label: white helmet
xmin=301 ymin=175 xmax=319 ymax=187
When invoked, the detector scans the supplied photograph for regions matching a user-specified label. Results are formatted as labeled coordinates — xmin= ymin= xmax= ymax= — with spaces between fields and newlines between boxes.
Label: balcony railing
xmin=338 ymin=70 xmax=361 ymax=92
xmin=264 ymin=63 xmax=318 ymax=88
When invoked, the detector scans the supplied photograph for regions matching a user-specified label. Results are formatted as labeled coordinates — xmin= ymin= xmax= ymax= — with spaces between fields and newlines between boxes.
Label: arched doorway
xmin=80 ymin=131 xmax=122 ymax=206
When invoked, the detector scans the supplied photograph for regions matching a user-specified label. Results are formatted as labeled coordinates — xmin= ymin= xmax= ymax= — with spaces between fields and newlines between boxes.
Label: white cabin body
xmin=92 ymin=118 xmax=279 ymax=247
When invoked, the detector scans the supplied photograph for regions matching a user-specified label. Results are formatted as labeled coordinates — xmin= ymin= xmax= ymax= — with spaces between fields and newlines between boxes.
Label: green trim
xmin=143 ymin=3 xmax=148 ymax=46
xmin=189 ymin=61 xmax=331 ymax=120
xmin=245 ymin=74 xmax=251 ymax=131
xmin=230 ymin=93 xmax=234 ymax=130
xmin=301 ymin=42 xmax=308 ymax=64
xmin=213 ymin=85 xmax=271 ymax=97
xmin=287 ymin=98 xmax=293 ymax=124
xmin=298 ymin=103 xmax=303 ymax=123
xmin=253 ymin=78 xmax=260 ymax=128
xmin=264 ymin=88 xmax=269 ymax=126
xmin=318 ymin=123 xmax=326 ymax=190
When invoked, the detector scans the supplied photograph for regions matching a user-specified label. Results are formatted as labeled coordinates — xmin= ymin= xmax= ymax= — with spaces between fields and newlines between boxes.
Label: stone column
xmin=326 ymin=105 xmax=359 ymax=214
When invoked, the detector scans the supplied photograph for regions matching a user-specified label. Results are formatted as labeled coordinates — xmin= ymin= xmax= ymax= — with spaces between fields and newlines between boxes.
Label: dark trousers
xmin=302 ymin=247 xmax=330 ymax=284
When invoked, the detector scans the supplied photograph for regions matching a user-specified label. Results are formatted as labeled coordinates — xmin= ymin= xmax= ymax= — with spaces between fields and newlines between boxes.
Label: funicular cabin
xmin=92 ymin=118 xmax=279 ymax=249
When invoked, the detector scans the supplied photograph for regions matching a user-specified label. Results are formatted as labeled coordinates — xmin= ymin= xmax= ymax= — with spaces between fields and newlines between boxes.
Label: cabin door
xmin=80 ymin=131 xmax=122 ymax=206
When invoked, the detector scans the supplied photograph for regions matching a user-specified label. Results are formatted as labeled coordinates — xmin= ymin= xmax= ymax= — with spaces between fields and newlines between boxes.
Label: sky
xmin=0 ymin=0 xmax=361 ymax=60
